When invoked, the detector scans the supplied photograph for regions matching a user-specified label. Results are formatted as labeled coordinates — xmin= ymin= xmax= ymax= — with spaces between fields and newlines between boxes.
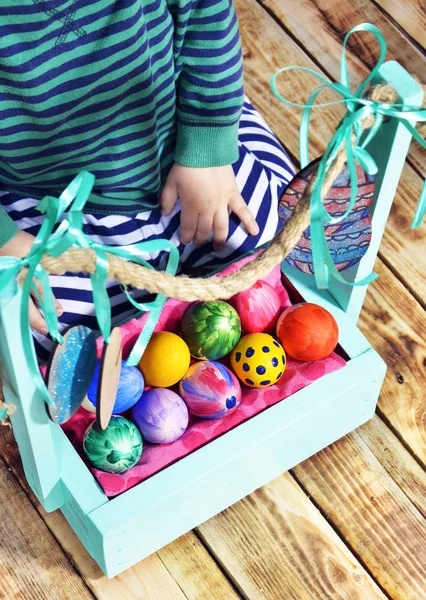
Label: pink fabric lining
xmin=61 ymin=254 xmax=346 ymax=498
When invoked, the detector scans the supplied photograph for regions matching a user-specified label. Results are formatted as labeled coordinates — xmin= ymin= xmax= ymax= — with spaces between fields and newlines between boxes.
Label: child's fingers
xmin=213 ymin=209 xmax=229 ymax=251
xmin=160 ymin=183 xmax=179 ymax=217
xmin=180 ymin=208 xmax=198 ymax=245
xmin=31 ymin=279 xmax=63 ymax=317
xmin=229 ymin=194 xmax=259 ymax=236
xmin=194 ymin=214 xmax=214 ymax=247
xmin=28 ymin=298 xmax=49 ymax=335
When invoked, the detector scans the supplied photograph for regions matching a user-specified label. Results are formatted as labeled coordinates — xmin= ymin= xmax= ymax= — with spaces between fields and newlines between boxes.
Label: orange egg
xmin=138 ymin=332 xmax=190 ymax=387
xmin=276 ymin=303 xmax=339 ymax=361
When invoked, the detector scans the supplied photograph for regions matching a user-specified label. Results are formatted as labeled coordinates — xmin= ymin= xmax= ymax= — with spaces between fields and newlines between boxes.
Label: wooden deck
xmin=1 ymin=1 xmax=425 ymax=598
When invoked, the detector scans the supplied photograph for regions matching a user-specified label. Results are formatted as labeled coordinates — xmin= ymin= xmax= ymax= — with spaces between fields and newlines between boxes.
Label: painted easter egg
xmin=230 ymin=280 xmax=282 ymax=333
xmin=230 ymin=333 xmax=286 ymax=388
xmin=83 ymin=416 xmax=143 ymax=473
xmin=48 ymin=325 xmax=97 ymax=424
xmin=138 ymin=332 xmax=190 ymax=387
xmin=84 ymin=360 xmax=145 ymax=415
xmin=279 ymin=160 xmax=374 ymax=274
xmin=276 ymin=303 xmax=339 ymax=361
xmin=132 ymin=388 xmax=189 ymax=444
xmin=179 ymin=361 xmax=242 ymax=419
xmin=181 ymin=301 xmax=241 ymax=360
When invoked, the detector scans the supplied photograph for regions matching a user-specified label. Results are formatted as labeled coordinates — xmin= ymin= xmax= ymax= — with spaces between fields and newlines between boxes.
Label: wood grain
xmin=198 ymin=473 xmax=386 ymax=600
xmin=0 ymin=456 xmax=94 ymax=600
xmin=158 ymin=533 xmax=241 ymax=600
xmin=0 ymin=426 xmax=237 ymax=600
xmin=359 ymin=259 xmax=426 ymax=468
xmin=293 ymin=432 xmax=426 ymax=600
xmin=237 ymin=0 xmax=426 ymax=304
xmin=358 ymin=415 xmax=426 ymax=519
xmin=258 ymin=0 xmax=426 ymax=177
xmin=374 ymin=0 xmax=426 ymax=51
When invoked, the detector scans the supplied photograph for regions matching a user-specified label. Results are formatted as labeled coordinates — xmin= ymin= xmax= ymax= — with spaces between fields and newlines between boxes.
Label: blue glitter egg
xmin=85 ymin=360 xmax=145 ymax=414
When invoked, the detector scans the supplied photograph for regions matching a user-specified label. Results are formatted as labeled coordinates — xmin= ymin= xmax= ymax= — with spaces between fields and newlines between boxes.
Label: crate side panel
xmin=89 ymin=351 xmax=385 ymax=576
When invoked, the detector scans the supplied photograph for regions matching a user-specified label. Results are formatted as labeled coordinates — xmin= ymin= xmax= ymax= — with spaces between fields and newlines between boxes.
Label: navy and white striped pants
xmin=1 ymin=100 xmax=295 ymax=360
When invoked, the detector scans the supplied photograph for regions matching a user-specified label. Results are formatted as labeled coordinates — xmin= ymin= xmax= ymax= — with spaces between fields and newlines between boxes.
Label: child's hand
xmin=0 ymin=230 xmax=63 ymax=334
xmin=161 ymin=163 xmax=259 ymax=250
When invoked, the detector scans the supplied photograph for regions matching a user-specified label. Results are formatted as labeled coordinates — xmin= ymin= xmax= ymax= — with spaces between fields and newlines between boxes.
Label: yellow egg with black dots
xmin=230 ymin=333 xmax=286 ymax=388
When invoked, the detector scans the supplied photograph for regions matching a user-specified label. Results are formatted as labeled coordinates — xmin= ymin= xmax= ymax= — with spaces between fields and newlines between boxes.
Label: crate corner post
xmin=0 ymin=281 xmax=64 ymax=512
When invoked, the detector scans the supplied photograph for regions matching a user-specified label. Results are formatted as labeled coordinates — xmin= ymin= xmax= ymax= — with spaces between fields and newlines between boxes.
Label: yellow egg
xmin=138 ymin=332 xmax=190 ymax=387
xmin=230 ymin=333 xmax=286 ymax=388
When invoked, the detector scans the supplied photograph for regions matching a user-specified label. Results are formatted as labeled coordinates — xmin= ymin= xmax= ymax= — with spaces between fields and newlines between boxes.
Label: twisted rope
xmin=40 ymin=83 xmax=416 ymax=302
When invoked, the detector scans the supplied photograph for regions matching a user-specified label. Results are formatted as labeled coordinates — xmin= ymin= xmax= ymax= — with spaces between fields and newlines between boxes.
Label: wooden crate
xmin=0 ymin=61 xmax=422 ymax=578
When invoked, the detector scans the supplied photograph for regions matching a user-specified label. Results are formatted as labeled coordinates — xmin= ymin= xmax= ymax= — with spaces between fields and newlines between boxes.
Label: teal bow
xmin=270 ymin=23 xmax=426 ymax=289
xmin=0 ymin=172 xmax=179 ymax=408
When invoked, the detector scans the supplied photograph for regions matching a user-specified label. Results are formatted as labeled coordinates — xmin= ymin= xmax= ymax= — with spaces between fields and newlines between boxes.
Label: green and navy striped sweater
xmin=0 ymin=0 xmax=244 ymax=246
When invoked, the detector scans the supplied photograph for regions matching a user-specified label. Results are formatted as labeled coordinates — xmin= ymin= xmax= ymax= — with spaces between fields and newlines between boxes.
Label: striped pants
xmin=1 ymin=99 xmax=295 ymax=360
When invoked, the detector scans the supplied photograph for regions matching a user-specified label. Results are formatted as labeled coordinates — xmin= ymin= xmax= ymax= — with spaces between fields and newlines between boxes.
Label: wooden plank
xmin=197 ymin=472 xmax=386 ymax=600
xmin=358 ymin=258 xmax=426 ymax=467
xmin=0 ymin=456 xmax=94 ymax=600
xmin=292 ymin=432 xmax=426 ymax=600
xmin=157 ymin=533 xmax=241 ymax=600
xmin=258 ymin=0 xmax=426 ymax=177
xmin=358 ymin=415 xmax=426 ymax=518
xmin=0 ymin=425 xmax=238 ymax=599
xmin=374 ymin=0 xmax=426 ymax=51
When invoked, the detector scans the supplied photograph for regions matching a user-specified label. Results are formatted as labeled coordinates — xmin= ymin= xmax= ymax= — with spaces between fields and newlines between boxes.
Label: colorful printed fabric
xmin=279 ymin=160 xmax=374 ymax=274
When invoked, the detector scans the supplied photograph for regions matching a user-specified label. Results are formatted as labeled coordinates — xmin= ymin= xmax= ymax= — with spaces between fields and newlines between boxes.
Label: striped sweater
xmin=0 ymin=0 xmax=244 ymax=246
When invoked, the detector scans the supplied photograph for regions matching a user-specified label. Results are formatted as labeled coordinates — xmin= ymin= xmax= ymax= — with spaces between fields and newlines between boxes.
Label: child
xmin=0 ymin=0 xmax=294 ymax=360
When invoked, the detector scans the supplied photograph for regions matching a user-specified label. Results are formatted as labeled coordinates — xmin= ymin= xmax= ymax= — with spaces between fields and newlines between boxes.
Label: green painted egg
xmin=83 ymin=416 xmax=143 ymax=474
xmin=181 ymin=301 xmax=241 ymax=360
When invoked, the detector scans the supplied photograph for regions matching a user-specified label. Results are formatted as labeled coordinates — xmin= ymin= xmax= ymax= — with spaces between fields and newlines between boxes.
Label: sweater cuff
xmin=175 ymin=119 xmax=240 ymax=168
xmin=0 ymin=207 xmax=18 ymax=248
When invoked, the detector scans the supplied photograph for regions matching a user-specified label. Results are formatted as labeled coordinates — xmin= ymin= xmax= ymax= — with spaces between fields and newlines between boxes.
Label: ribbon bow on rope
xmin=0 ymin=172 xmax=179 ymax=408
xmin=270 ymin=23 xmax=426 ymax=290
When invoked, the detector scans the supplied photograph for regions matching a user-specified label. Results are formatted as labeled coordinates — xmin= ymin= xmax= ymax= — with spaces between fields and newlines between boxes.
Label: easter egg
xmin=230 ymin=333 xmax=286 ymax=388
xmin=132 ymin=388 xmax=189 ymax=444
xmin=85 ymin=360 xmax=145 ymax=414
xmin=230 ymin=280 xmax=282 ymax=333
xmin=138 ymin=332 xmax=190 ymax=387
xmin=276 ymin=303 xmax=339 ymax=361
xmin=83 ymin=416 xmax=143 ymax=473
xmin=181 ymin=301 xmax=241 ymax=360
xmin=179 ymin=361 xmax=242 ymax=419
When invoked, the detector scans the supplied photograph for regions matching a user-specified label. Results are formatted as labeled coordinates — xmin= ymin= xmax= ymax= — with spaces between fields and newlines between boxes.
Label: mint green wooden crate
xmin=0 ymin=62 xmax=422 ymax=578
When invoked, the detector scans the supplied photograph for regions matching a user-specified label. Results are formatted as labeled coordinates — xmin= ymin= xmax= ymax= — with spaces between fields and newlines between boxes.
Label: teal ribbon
xmin=0 ymin=172 xmax=179 ymax=407
xmin=270 ymin=23 xmax=426 ymax=289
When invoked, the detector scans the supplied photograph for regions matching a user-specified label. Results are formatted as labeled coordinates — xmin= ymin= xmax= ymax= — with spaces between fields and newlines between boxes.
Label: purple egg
xmin=179 ymin=361 xmax=242 ymax=419
xmin=132 ymin=388 xmax=189 ymax=444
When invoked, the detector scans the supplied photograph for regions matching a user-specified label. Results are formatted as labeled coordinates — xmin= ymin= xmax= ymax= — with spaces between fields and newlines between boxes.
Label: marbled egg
xmin=181 ymin=301 xmax=241 ymax=360
xmin=276 ymin=303 xmax=339 ymax=361
xmin=230 ymin=280 xmax=282 ymax=333
xmin=132 ymin=388 xmax=189 ymax=444
xmin=179 ymin=360 xmax=242 ymax=419
xmin=83 ymin=416 xmax=143 ymax=474
xmin=85 ymin=360 xmax=145 ymax=414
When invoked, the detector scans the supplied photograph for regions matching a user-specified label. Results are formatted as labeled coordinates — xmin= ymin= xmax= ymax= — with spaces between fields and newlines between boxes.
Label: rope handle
xmin=40 ymin=81 xmax=419 ymax=302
